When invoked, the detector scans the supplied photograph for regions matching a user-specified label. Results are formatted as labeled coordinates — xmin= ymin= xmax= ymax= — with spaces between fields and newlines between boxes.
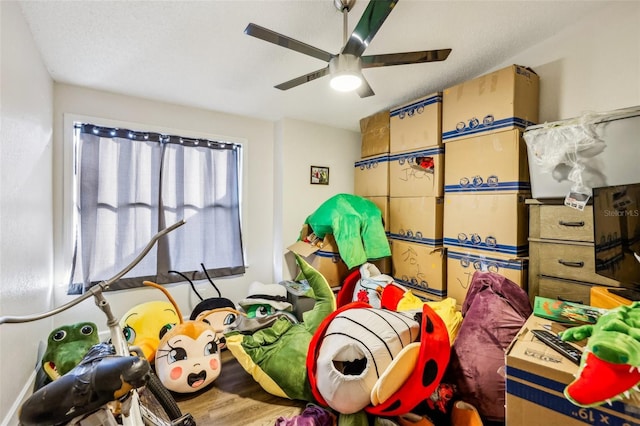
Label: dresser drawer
xmin=537 ymin=276 xmax=593 ymax=305
xmin=529 ymin=240 xmax=620 ymax=286
xmin=529 ymin=204 xmax=593 ymax=242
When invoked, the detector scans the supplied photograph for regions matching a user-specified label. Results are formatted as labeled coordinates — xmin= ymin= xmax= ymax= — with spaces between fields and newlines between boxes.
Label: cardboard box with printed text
xmin=390 ymin=93 xmax=442 ymax=153
xmin=390 ymin=238 xmax=446 ymax=299
xmin=443 ymin=192 xmax=530 ymax=256
xmin=506 ymin=313 xmax=640 ymax=426
xmin=354 ymin=154 xmax=390 ymax=197
xmin=360 ymin=110 xmax=390 ymax=158
xmin=389 ymin=147 xmax=444 ymax=197
xmin=389 ymin=196 xmax=443 ymax=246
xmin=370 ymin=254 xmax=392 ymax=276
xmin=444 ymin=129 xmax=530 ymax=194
xmin=443 ymin=64 xmax=539 ymax=142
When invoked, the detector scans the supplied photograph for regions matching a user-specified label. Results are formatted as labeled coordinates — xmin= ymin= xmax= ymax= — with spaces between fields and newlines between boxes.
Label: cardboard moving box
xmin=354 ymin=154 xmax=390 ymax=197
xmin=390 ymin=239 xmax=446 ymax=298
xmin=506 ymin=313 xmax=640 ymax=425
xmin=287 ymin=225 xmax=350 ymax=287
xmin=443 ymin=64 xmax=539 ymax=142
xmin=444 ymin=192 xmax=530 ymax=256
xmin=444 ymin=129 xmax=530 ymax=194
xmin=390 ymin=93 xmax=442 ymax=153
xmin=360 ymin=110 xmax=390 ymax=158
xmin=389 ymin=196 xmax=443 ymax=245
xmin=389 ymin=147 xmax=444 ymax=197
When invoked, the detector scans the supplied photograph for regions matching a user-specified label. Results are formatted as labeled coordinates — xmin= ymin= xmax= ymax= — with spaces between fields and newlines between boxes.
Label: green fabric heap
xmin=304 ymin=194 xmax=390 ymax=269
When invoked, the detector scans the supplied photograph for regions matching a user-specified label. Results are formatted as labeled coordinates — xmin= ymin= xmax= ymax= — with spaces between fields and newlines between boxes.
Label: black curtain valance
xmin=76 ymin=123 xmax=239 ymax=151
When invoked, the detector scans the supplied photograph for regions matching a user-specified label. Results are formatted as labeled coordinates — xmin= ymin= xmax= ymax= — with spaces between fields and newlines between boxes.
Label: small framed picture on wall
xmin=310 ymin=166 xmax=329 ymax=185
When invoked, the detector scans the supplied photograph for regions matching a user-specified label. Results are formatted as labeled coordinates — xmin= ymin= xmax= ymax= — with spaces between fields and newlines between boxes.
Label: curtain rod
xmin=75 ymin=123 xmax=240 ymax=150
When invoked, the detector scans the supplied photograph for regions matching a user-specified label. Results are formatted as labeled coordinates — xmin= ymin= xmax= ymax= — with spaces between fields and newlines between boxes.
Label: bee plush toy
xmin=143 ymin=281 xmax=222 ymax=393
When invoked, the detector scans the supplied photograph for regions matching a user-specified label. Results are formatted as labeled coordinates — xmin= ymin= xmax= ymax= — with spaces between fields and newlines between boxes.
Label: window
xmin=68 ymin=123 xmax=245 ymax=294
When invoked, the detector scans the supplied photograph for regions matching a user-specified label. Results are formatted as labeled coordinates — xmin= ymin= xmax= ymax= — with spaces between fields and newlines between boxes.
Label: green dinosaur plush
xmin=560 ymin=301 xmax=640 ymax=407
xmin=41 ymin=322 xmax=100 ymax=381
xmin=304 ymin=194 xmax=390 ymax=269
xmin=225 ymin=253 xmax=336 ymax=401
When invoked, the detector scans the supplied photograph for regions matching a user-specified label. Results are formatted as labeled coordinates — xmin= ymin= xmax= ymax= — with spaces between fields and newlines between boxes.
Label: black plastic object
xmin=532 ymin=329 xmax=582 ymax=365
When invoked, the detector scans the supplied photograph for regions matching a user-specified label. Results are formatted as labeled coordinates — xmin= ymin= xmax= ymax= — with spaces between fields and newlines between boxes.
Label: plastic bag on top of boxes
xmin=524 ymin=112 xmax=604 ymax=209
xmin=524 ymin=106 xmax=640 ymax=210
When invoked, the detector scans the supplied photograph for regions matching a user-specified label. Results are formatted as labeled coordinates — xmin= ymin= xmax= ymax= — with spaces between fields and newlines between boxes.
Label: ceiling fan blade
xmin=245 ymin=23 xmax=334 ymax=63
xmin=361 ymin=49 xmax=452 ymax=68
xmin=342 ymin=0 xmax=399 ymax=57
xmin=274 ymin=66 xmax=330 ymax=91
xmin=356 ymin=75 xmax=375 ymax=98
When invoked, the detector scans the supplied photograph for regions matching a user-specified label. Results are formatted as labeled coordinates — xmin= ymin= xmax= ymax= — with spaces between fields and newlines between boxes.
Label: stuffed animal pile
xmin=224 ymin=255 xmax=461 ymax=424
xmin=33 ymin=234 xmax=481 ymax=425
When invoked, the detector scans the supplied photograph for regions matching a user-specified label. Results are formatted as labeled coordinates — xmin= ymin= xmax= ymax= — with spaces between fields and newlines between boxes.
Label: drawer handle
xmin=558 ymin=259 xmax=585 ymax=268
xmin=558 ymin=220 xmax=585 ymax=227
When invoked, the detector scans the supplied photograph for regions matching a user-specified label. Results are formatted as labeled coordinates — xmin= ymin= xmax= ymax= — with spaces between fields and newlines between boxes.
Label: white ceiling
xmin=18 ymin=0 xmax=611 ymax=132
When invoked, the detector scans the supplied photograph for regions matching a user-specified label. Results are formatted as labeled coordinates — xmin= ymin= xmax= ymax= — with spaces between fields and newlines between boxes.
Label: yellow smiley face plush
xmin=119 ymin=301 xmax=180 ymax=362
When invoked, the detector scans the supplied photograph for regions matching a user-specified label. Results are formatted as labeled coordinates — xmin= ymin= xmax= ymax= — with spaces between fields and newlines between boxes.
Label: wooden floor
xmin=175 ymin=350 xmax=307 ymax=426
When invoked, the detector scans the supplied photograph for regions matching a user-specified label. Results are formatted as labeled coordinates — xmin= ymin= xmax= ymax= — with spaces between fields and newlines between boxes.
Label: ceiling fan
xmin=244 ymin=0 xmax=451 ymax=98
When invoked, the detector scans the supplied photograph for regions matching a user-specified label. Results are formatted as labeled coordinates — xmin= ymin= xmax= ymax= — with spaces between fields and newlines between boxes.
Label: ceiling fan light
xmin=330 ymin=73 xmax=362 ymax=92
xmin=329 ymin=54 xmax=363 ymax=92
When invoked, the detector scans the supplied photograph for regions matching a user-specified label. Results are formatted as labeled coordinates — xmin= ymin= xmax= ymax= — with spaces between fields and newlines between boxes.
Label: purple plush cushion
xmin=275 ymin=404 xmax=336 ymax=426
xmin=446 ymin=271 xmax=532 ymax=422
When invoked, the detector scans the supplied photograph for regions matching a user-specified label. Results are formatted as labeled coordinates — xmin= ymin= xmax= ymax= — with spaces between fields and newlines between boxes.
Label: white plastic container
xmin=524 ymin=106 xmax=640 ymax=199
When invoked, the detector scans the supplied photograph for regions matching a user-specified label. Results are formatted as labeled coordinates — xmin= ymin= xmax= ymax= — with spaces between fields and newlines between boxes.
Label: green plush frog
xmin=41 ymin=321 xmax=100 ymax=381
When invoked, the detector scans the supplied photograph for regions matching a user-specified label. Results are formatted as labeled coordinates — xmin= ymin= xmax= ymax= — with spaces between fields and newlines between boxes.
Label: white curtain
xmin=68 ymin=124 xmax=245 ymax=294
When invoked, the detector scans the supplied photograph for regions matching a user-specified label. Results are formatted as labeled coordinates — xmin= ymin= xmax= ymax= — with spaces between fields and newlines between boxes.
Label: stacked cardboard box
xmin=355 ymin=110 xmax=392 ymax=274
xmin=442 ymin=65 xmax=539 ymax=307
xmin=355 ymin=110 xmax=391 ymax=203
xmin=387 ymin=93 xmax=447 ymax=300
xmin=360 ymin=110 xmax=390 ymax=158
xmin=506 ymin=313 xmax=640 ymax=425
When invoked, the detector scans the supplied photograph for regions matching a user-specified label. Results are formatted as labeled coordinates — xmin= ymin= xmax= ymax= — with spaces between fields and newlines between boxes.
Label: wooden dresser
xmin=527 ymin=199 xmax=620 ymax=305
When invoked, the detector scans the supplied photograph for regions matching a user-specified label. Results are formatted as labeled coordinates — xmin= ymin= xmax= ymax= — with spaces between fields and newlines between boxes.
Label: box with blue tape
xmin=443 ymin=64 xmax=539 ymax=143
xmin=506 ymin=313 xmax=640 ymax=425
